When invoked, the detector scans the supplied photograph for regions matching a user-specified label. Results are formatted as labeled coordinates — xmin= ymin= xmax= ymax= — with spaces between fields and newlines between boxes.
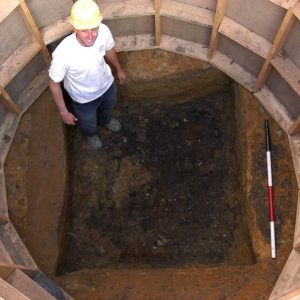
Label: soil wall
xmin=4 ymin=89 xmax=68 ymax=275
xmin=234 ymin=84 xmax=298 ymax=260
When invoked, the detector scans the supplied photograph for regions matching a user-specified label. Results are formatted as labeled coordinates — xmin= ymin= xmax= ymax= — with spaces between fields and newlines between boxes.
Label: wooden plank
xmin=0 ymin=0 xmax=19 ymax=23
xmin=271 ymin=54 xmax=300 ymax=96
xmin=18 ymin=69 xmax=49 ymax=115
xmin=0 ymin=169 xmax=8 ymax=223
xmin=160 ymin=0 xmax=214 ymax=28
xmin=218 ymin=16 xmax=272 ymax=59
xmin=266 ymin=6 xmax=295 ymax=58
xmin=289 ymin=114 xmax=300 ymax=135
xmin=0 ymin=263 xmax=37 ymax=280
xmin=294 ymin=192 xmax=300 ymax=252
xmin=268 ymin=0 xmax=290 ymax=9
xmin=0 ymin=264 xmax=16 ymax=279
xmin=0 ymin=87 xmax=21 ymax=115
xmin=0 ymin=240 xmax=13 ymax=264
xmin=210 ymin=50 xmax=256 ymax=91
xmin=254 ymin=87 xmax=293 ymax=135
xmin=253 ymin=8 xmax=296 ymax=92
xmin=289 ymin=0 xmax=300 ymax=8
xmin=0 ymin=215 xmax=9 ymax=225
xmin=142 ymin=35 xmax=259 ymax=94
xmin=115 ymin=34 xmax=156 ymax=52
xmin=207 ymin=0 xmax=228 ymax=59
xmin=0 ymin=112 xmax=20 ymax=168
xmin=288 ymin=135 xmax=300 ymax=188
xmin=0 ymin=38 xmax=41 ymax=88
xmin=253 ymin=62 xmax=273 ymax=93
xmin=0 ymin=277 xmax=30 ymax=300
xmin=18 ymin=0 xmax=51 ymax=65
xmin=269 ymin=250 xmax=300 ymax=299
xmin=159 ymin=35 xmax=208 ymax=61
xmin=41 ymin=17 xmax=73 ymax=46
xmin=154 ymin=0 xmax=161 ymax=46
xmin=0 ymin=113 xmax=20 ymax=171
xmin=278 ymin=289 xmax=300 ymax=300
xmin=293 ymin=2 xmax=300 ymax=19
xmin=1 ymin=222 xmax=37 ymax=269
xmin=6 ymin=269 xmax=56 ymax=300
xmin=100 ymin=0 xmax=155 ymax=19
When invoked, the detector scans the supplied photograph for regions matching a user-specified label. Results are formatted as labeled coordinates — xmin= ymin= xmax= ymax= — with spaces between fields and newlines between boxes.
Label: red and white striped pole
xmin=265 ymin=119 xmax=276 ymax=258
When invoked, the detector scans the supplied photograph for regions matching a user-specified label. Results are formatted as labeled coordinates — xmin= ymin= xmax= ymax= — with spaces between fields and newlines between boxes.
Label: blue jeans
xmin=72 ymin=82 xmax=117 ymax=136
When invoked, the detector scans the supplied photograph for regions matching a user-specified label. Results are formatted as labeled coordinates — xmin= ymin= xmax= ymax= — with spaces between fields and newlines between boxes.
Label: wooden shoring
xmin=207 ymin=0 xmax=228 ymax=59
xmin=293 ymin=2 xmax=300 ymax=19
xmin=253 ymin=4 xmax=297 ymax=92
xmin=18 ymin=0 xmax=51 ymax=66
xmin=269 ymin=0 xmax=291 ymax=9
xmin=271 ymin=53 xmax=300 ymax=96
xmin=293 ymin=191 xmax=300 ymax=252
xmin=0 ymin=240 xmax=13 ymax=264
xmin=288 ymin=134 xmax=300 ymax=188
xmin=0 ymin=263 xmax=37 ymax=280
xmin=289 ymin=115 xmax=300 ymax=135
xmin=41 ymin=17 xmax=72 ymax=46
xmin=0 ymin=0 xmax=19 ymax=23
xmin=0 ymin=86 xmax=21 ymax=115
xmin=160 ymin=0 xmax=214 ymax=28
xmin=0 ymin=38 xmax=41 ymax=88
xmin=0 ymin=222 xmax=38 ymax=270
xmin=278 ymin=289 xmax=300 ymax=300
xmin=0 ymin=168 xmax=9 ymax=221
xmin=6 ymin=269 xmax=57 ymax=300
xmin=218 ymin=17 xmax=272 ymax=59
xmin=0 ymin=277 xmax=30 ymax=299
xmin=154 ymin=0 xmax=161 ymax=46
xmin=115 ymin=34 xmax=155 ymax=52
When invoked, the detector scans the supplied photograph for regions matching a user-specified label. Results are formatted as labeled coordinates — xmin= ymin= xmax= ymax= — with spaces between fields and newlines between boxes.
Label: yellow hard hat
xmin=70 ymin=0 xmax=103 ymax=30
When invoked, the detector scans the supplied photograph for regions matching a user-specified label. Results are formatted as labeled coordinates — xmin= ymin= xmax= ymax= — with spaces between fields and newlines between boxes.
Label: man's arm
xmin=105 ymin=48 xmax=126 ymax=84
xmin=48 ymin=77 xmax=77 ymax=125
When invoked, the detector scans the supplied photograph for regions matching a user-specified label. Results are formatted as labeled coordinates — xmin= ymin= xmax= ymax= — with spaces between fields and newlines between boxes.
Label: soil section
xmin=4 ymin=90 xmax=68 ymax=275
xmin=64 ymin=90 xmax=254 ymax=272
xmin=233 ymin=85 xmax=298 ymax=261
xmin=56 ymin=260 xmax=285 ymax=300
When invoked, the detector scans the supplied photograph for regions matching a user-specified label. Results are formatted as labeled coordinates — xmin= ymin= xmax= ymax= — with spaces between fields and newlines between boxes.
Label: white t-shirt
xmin=49 ymin=23 xmax=115 ymax=103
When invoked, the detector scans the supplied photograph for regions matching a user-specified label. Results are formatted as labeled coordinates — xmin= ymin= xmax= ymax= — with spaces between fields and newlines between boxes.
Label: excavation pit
xmin=63 ymin=90 xmax=255 ymax=272
xmin=0 ymin=0 xmax=299 ymax=295
xmin=4 ymin=50 xmax=298 ymax=299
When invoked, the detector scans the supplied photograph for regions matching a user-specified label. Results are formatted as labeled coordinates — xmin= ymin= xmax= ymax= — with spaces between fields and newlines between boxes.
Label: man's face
xmin=75 ymin=27 xmax=99 ymax=47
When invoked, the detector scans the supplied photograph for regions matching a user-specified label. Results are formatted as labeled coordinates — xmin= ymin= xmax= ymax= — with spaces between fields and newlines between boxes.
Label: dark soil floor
xmin=55 ymin=89 xmax=289 ymax=300
xmin=63 ymin=90 xmax=255 ymax=273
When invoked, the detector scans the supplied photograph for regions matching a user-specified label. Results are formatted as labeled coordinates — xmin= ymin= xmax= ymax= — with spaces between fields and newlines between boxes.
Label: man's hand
xmin=117 ymin=68 xmax=126 ymax=85
xmin=105 ymin=48 xmax=127 ymax=85
xmin=48 ymin=78 xmax=77 ymax=125
xmin=60 ymin=111 xmax=78 ymax=125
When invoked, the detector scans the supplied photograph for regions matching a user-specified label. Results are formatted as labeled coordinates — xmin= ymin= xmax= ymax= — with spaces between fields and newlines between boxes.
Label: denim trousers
xmin=72 ymin=82 xmax=117 ymax=136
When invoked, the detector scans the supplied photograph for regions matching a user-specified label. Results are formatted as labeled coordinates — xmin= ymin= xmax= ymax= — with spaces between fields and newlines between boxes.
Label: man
xmin=48 ymin=0 xmax=126 ymax=150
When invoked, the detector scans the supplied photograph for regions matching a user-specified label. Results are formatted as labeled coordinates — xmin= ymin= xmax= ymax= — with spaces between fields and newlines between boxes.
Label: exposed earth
xmin=64 ymin=91 xmax=254 ymax=272
xmin=4 ymin=50 xmax=298 ymax=299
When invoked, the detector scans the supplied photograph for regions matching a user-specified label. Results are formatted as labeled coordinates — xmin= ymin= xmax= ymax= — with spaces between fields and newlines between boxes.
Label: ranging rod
xmin=265 ymin=118 xmax=276 ymax=258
